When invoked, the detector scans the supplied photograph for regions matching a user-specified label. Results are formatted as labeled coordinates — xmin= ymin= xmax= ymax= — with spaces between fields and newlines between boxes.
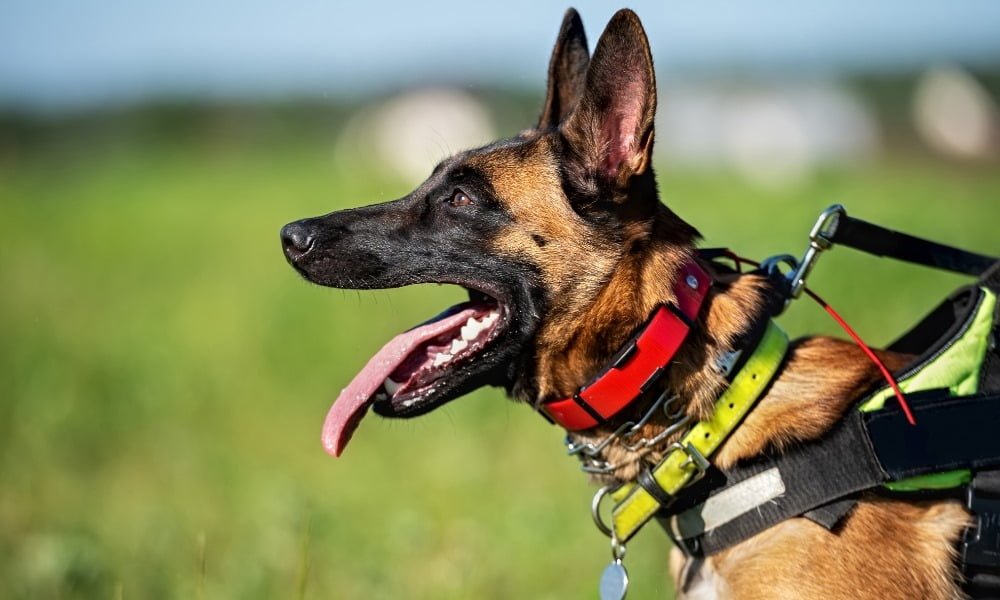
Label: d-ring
xmin=591 ymin=485 xmax=615 ymax=537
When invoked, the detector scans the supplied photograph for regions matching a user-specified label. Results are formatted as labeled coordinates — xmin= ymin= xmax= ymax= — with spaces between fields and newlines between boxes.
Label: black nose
xmin=280 ymin=221 xmax=315 ymax=260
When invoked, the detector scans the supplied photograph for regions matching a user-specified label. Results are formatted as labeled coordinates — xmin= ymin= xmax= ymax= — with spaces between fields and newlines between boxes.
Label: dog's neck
xmin=525 ymin=206 xmax=780 ymax=482
xmin=527 ymin=206 xmax=911 ymax=484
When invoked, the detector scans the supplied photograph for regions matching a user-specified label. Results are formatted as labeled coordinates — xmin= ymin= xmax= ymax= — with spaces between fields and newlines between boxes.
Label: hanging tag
xmin=599 ymin=558 xmax=629 ymax=600
xmin=599 ymin=536 xmax=629 ymax=600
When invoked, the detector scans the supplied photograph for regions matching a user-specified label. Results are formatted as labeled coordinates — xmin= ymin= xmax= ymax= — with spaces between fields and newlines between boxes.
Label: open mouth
xmin=322 ymin=290 xmax=508 ymax=456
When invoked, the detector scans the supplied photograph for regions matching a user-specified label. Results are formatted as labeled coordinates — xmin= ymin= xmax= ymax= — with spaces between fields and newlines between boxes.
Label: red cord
xmin=719 ymin=251 xmax=917 ymax=425
xmin=802 ymin=288 xmax=917 ymax=425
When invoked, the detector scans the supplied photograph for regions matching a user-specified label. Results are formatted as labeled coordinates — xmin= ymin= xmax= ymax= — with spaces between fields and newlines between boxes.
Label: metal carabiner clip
xmin=787 ymin=204 xmax=845 ymax=299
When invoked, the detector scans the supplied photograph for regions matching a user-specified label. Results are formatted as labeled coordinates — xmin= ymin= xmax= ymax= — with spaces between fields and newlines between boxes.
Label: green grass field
xmin=1 ymin=124 xmax=998 ymax=599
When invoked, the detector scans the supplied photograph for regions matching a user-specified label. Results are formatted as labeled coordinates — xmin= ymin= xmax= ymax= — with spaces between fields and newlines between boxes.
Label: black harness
xmin=661 ymin=210 xmax=1000 ymax=597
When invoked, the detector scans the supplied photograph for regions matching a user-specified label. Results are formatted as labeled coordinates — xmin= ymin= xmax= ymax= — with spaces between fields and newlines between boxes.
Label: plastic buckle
xmin=657 ymin=511 xmax=703 ymax=558
xmin=961 ymin=484 xmax=1000 ymax=571
xmin=673 ymin=530 xmax=702 ymax=557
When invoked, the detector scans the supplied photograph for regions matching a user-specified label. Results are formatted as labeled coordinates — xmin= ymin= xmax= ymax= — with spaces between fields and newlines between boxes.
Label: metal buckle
xmin=669 ymin=441 xmax=710 ymax=485
xmin=962 ymin=484 xmax=1000 ymax=571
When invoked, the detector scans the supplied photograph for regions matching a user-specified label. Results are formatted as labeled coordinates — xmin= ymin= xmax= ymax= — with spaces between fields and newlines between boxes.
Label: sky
xmin=2 ymin=0 xmax=999 ymax=111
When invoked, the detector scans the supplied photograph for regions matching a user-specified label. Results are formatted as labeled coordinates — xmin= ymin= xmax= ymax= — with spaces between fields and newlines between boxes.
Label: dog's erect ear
xmin=537 ymin=8 xmax=590 ymax=130
xmin=561 ymin=9 xmax=656 ymax=193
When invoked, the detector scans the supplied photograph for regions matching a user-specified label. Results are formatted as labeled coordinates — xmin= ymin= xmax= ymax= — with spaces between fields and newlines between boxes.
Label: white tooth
xmin=433 ymin=353 xmax=453 ymax=367
xmin=483 ymin=312 xmax=499 ymax=326
xmin=461 ymin=319 xmax=484 ymax=340
xmin=450 ymin=338 xmax=468 ymax=354
xmin=383 ymin=377 xmax=401 ymax=395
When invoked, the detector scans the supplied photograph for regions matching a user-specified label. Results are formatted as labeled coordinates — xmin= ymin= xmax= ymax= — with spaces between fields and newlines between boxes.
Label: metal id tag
xmin=599 ymin=559 xmax=629 ymax=600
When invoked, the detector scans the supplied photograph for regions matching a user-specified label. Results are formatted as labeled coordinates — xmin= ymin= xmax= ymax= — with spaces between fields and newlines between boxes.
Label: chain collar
xmin=565 ymin=390 xmax=693 ymax=475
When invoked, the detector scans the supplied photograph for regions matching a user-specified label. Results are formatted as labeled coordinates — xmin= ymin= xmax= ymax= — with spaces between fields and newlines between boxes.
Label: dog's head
xmin=281 ymin=9 xmax=699 ymax=455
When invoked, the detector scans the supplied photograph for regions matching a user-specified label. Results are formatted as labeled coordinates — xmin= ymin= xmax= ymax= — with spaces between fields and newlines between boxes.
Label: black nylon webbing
xmin=864 ymin=392 xmax=1000 ymax=480
xmin=666 ymin=393 xmax=1000 ymax=557
xmin=830 ymin=216 xmax=997 ymax=277
xmin=966 ymin=573 xmax=1000 ymax=600
xmin=666 ymin=410 xmax=886 ymax=556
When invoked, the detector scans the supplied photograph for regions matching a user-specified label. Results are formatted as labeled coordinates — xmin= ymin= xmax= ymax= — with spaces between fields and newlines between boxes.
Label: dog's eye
xmin=448 ymin=190 xmax=473 ymax=207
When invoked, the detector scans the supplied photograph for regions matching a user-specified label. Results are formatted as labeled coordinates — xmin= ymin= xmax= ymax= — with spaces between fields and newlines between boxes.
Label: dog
xmin=281 ymin=9 xmax=969 ymax=599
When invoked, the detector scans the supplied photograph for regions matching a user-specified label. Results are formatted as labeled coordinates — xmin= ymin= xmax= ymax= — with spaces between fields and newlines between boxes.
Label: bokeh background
xmin=2 ymin=1 xmax=999 ymax=598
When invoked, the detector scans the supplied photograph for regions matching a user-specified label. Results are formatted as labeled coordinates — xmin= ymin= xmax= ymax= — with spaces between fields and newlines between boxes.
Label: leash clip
xmin=787 ymin=204 xmax=845 ymax=299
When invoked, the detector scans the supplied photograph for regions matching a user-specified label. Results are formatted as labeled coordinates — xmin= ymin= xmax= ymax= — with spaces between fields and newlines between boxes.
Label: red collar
xmin=540 ymin=260 xmax=712 ymax=431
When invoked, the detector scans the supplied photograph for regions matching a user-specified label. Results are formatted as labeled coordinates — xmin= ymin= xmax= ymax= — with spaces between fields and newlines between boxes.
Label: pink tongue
xmin=322 ymin=307 xmax=479 ymax=457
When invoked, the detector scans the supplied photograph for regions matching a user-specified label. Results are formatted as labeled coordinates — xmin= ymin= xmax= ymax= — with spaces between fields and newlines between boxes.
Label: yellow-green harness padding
xmin=865 ymin=288 xmax=997 ymax=491
xmin=861 ymin=288 xmax=997 ymax=413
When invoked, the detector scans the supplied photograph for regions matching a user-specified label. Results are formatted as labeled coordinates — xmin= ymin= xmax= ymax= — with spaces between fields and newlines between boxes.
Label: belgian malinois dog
xmin=281 ymin=9 xmax=969 ymax=598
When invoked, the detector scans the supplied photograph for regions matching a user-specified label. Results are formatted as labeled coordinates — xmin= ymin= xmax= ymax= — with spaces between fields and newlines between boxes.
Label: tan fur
xmin=472 ymin=139 xmax=656 ymax=400
xmin=708 ymin=499 xmax=968 ymax=600
xmin=472 ymin=138 xmax=617 ymax=305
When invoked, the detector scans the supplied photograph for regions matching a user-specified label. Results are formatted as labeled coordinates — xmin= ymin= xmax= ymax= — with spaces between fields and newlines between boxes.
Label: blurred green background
xmin=2 ymin=2 xmax=1000 ymax=599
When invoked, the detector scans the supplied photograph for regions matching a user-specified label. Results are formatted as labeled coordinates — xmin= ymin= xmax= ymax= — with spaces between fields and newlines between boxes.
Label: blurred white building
xmin=343 ymin=72 xmax=1000 ymax=190
xmin=336 ymin=89 xmax=496 ymax=185
xmin=912 ymin=66 xmax=998 ymax=160
xmin=657 ymin=80 xmax=879 ymax=187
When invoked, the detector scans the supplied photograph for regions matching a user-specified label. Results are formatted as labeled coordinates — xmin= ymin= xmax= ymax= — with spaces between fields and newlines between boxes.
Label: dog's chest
xmin=671 ymin=550 xmax=729 ymax=600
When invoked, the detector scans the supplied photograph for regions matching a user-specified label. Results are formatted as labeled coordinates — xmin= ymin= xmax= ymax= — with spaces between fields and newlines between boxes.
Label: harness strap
xmin=829 ymin=214 xmax=998 ymax=277
xmin=868 ymin=392 xmax=1000 ymax=480
xmin=608 ymin=320 xmax=789 ymax=542
xmin=667 ymin=409 xmax=884 ymax=555
xmin=660 ymin=273 xmax=1000 ymax=584
xmin=667 ymin=391 xmax=1000 ymax=557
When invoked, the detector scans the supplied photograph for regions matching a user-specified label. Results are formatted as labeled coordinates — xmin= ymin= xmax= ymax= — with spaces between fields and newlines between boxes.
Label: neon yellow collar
xmin=608 ymin=320 xmax=790 ymax=542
